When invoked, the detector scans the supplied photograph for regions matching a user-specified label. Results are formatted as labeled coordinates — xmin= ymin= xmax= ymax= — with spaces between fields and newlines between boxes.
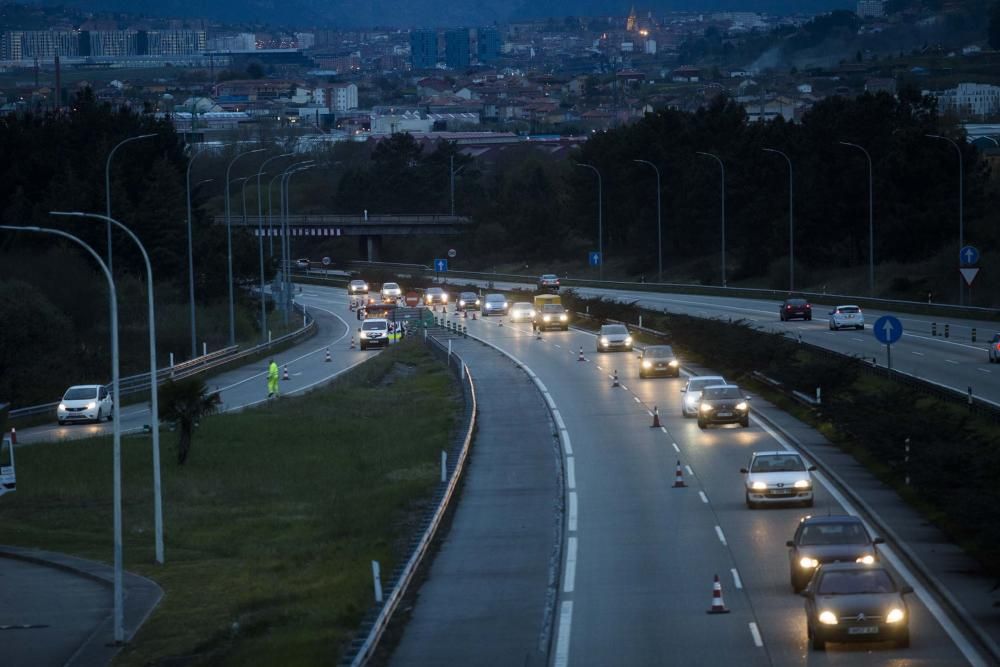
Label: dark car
xmin=639 ymin=345 xmax=679 ymax=378
xmin=804 ymin=562 xmax=912 ymax=651
xmin=538 ymin=274 xmax=561 ymax=292
xmin=781 ymin=297 xmax=812 ymax=321
xmin=456 ymin=292 xmax=480 ymax=311
xmin=697 ymin=384 xmax=750 ymax=428
xmin=787 ymin=515 xmax=884 ymax=592
xmin=534 ymin=303 xmax=568 ymax=331
xmin=424 ymin=287 xmax=449 ymax=305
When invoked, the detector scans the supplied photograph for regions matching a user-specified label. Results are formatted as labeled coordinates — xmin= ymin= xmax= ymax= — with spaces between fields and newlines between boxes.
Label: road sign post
xmin=873 ymin=315 xmax=903 ymax=372
xmin=433 ymin=258 xmax=448 ymax=284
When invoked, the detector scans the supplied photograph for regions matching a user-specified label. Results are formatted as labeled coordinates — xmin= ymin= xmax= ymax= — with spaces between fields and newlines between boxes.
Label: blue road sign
xmin=960 ymin=245 xmax=980 ymax=266
xmin=434 ymin=258 xmax=448 ymax=272
xmin=873 ymin=315 xmax=903 ymax=345
xmin=589 ymin=252 xmax=601 ymax=267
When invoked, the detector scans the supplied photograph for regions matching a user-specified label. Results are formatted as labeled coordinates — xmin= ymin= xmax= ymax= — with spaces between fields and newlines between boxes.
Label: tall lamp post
xmin=762 ymin=147 xmax=795 ymax=291
xmin=105 ymin=133 xmax=156 ymax=273
xmin=256 ymin=153 xmax=294 ymax=342
xmin=281 ymin=163 xmax=315 ymax=324
xmin=633 ymin=159 xmax=663 ymax=283
xmin=577 ymin=163 xmax=603 ymax=280
xmin=52 ymin=210 xmax=166 ymax=566
xmin=224 ymin=148 xmax=267 ymax=346
xmin=838 ymin=141 xmax=875 ymax=296
xmin=696 ymin=152 xmax=727 ymax=287
xmin=0 ymin=225 xmax=124 ymax=643
xmin=184 ymin=145 xmax=217 ymax=359
xmin=449 ymin=154 xmax=467 ymax=216
xmin=926 ymin=134 xmax=966 ymax=305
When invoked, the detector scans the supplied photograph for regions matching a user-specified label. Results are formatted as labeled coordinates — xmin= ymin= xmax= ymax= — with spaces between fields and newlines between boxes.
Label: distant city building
xmin=856 ymin=0 xmax=885 ymax=18
xmin=410 ymin=29 xmax=437 ymax=69
xmin=142 ymin=30 xmax=207 ymax=56
xmin=371 ymin=108 xmax=432 ymax=134
xmin=864 ymin=77 xmax=896 ymax=95
xmin=295 ymin=32 xmax=316 ymax=49
xmin=316 ymin=82 xmax=358 ymax=111
xmin=445 ymin=29 xmax=470 ymax=69
xmin=1 ymin=30 xmax=80 ymax=60
xmin=207 ymin=33 xmax=257 ymax=52
xmin=476 ymin=27 xmax=500 ymax=64
xmin=932 ymin=83 xmax=1000 ymax=119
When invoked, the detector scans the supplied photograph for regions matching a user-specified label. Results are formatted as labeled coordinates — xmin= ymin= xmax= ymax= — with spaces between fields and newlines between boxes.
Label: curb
xmin=751 ymin=409 xmax=1000 ymax=664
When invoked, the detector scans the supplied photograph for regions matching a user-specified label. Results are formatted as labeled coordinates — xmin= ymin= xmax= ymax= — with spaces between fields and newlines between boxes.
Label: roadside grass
xmin=0 ymin=339 xmax=458 ymax=665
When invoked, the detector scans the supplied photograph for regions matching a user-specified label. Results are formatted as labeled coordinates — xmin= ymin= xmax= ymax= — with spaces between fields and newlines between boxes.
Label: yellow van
xmin=533 ymin=294 xmax=561 ymax=310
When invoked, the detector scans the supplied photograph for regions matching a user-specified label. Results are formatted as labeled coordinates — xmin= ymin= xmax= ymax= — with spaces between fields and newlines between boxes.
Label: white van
xmin=359 ymin=318 xmax=390 ymax=350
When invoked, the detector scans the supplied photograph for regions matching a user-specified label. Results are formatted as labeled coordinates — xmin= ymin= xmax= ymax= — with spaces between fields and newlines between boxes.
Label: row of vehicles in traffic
xmin=780 ymin=297 xmax=865 ymax=330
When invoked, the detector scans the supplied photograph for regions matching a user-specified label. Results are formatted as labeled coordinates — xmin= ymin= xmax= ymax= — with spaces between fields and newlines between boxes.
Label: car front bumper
xmin=747 ymin=488 xmax=812 ymax=504
xmin=58 ymin=410 xmax=99 ymax=422
xmin=813 ymin=621 xmax=907 ymax=644
xmin=641 ymin=364 xmax=679 ymax=376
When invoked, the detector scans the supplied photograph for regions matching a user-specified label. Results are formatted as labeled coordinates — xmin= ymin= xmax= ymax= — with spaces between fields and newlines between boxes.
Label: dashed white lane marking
xmin=685 ymin=465 xmax=694 ymax=476
xmin=715 ymin=525 xmax=727 ymax=546
xmin=749 ymin=622 xmax=764 ymax=648
xmin=660 ymin=426 xmax=667 ymax=434
xmin=566 ymin=457 xmax=576 ymax=490
xmin=912 ymin=351 xmax=925 ymax=356
xmin=946 ymin=359 xmax=959 ymax=365
xmin=672 ymin=442 xmax=680 ymax=453
xmin=731 ymin=568 xmax=743 ymax=590
xmin=634 ymin=397 xmax=642 ymax=403
xmin=699 ymin=491 xmax=709 ymax=504
xmin=595 ymin=365 xmax=603 ymax=371
xmin=553 ymin=410 xmax=566 ymax=431
xmin=851 ymin=337 xmax=865 ymax=342
xmin=562 ymin=431 xmax=573 ymax=456
xmin=978 ymin=368 xmax=991 ymax=374
xmin=621 ymin=385 xmax=629 ymax=391
xmin=554 ymin=601 xmax=573 ymax=667
xmin=568 ymin=491 xmax=578 ymax=532
xmin=563 ymin=537 xmax=578 ymax=593
xmin=554 ymin=344 xmax=562 ymax=349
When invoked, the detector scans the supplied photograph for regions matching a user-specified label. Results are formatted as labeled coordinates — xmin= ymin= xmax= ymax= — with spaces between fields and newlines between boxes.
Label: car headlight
xmin=856 ymin=554 xmax=875 ymax=565
xmin=625 ymin=336 xmax=633 ymax=344
xmin=642 ymin=360 xmax=652 ymax=368
xmin=600 ymin=337 xmax=609 ymax=345
xmin=86 ymin=401 xmax=96 ymax=409
xmin=362 ymin=283 xmax=368 ymax=290
xmin=560 ymin=314 xmax=568 ymax=321
xmin=751 ymin=481 xmax=767 ymax=490
xmin=425 ymin=296 xmax=432 ymax=302
xmin=886 ymin=608 xmax=905 ymax=624
xmin=700 ymin=403 xmax=713 ymax=412
xmin=502 ymin=301 xmax=507 ymax=307
xmin=818 ymin=610 xmax=838 ymax=625
xmin=793 ymin=479 xmax=811 ymax=489
xmin=442 ymin=295 xmax=448 ymax=302
xmin=544 ymin=315 xmax=551 ymax=322
xmin=476 ymin=300 xmax=480 ymax=305
xmin=58 ymin=403 xmax=66 ymax=411
xmin=669 ymin=360 xmax=679 ymax=367
xmin=736 ymin=401 xmax=748 ymax=411
xmin=799 ymin=557 xmax=819 ymax=569
xmin=459 ymin=300 xmax=466 ymax=306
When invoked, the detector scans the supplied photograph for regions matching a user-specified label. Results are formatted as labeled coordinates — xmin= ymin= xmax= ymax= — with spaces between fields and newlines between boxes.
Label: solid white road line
xmin=562 ymin=430 xmax=574 ymax=456
xmin=715 ymin=525 xmax=727 ymax=546
xmin=731 ymin=568 xmax=743 ymax=590
xmin=699 ymin=491 xmax=709 ymax=504
xmin=563 ymin=537 xmax=578 ymax=593
xmin=553 ymin=410 xmax=566 ymax=431
xmin=566 ymin=457 xmax=576 ymax=490
xmin=748 ymin=622 xmax=764 ymax=648
xmin=568 ymin=491 xmax=578 ymax=532
xmin=554 ymin=601 xmax=573 ymax=667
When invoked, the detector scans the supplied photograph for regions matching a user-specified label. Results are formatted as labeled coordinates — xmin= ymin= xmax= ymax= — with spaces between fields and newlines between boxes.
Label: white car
xmin=741 ymin=451 xmax=816 ymax=509
xmin=829 ymin=305 xmax=864 ymax=331
xmin=597 ymin=323 xmax=632 ymax=352
xmin=680 ymin=375 xmax=726 ymax=417
xmin=295 ymin=258 xmax=310 ymax=269
xmin=57 ymin=384 xmax=114 ymax=425
xmin=381 ymin=282 xmax=402 ymax=303
xmin=509 ymin=302 xmax=535 ymax=323
xmin=482 ymin=294 xmax=509 ymax=316
xmin=348 ymin=279 xmax=369 ymax=295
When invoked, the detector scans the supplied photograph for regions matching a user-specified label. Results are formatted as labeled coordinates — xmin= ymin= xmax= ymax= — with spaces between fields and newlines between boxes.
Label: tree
xmin=159 ymin=377 xmax=221 ymax=465
xmin=990 ymin=1 xmax=1000 ymax=50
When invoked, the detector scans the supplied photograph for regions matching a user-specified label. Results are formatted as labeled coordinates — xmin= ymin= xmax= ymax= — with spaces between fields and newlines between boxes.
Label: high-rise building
xmin=410 ymin=29 xmax=437 ymax=69
xmin=1 ymin=30 xmax=80 ymax=60
xmin=445 ymin=28 xmax=470 ymax=69
xmin=856 ymin=0 xmax=884 ymax=18
xmin=476 ymin=27 xmax=500 ymax=64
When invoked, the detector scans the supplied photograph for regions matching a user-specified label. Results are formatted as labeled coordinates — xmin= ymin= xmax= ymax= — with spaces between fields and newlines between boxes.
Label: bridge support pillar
xmin=360 ymin=235 xmax=383 ymax=262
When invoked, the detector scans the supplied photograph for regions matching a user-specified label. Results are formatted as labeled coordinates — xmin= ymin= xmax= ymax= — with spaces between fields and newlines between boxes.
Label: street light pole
xmin=224 ymin=148 xmax=266 ymax=347
xmin=633 ymin=159 xmax=662 ymax=283
xmin=184 ymin=145 xmax=214 ymax=359
xmin=926 ymin=134 xmax=966 ymax=305
xmin=278 ymin=162 xmax=314 ymax=326
xmin=267 ymin=171 xmax=283 ymax=257
xmin=105 ymin=133 xmax=156 ymax=273
xmin=696 ymin=152 xmax=727 ymax=287
xmin=0 ymin=224 xmax=123 ymax=642
xmin=762 ymin=148 xmax=795 ymax=291
xmin=577 ymin=163 xmax=603 ymax=280
xmin=52 ymin=210 xmax=166 ymax=566
xmin=256 ymin=153 xmax=293 ymax=343
xmin=838 ymin=141 xmax=875 ymax=296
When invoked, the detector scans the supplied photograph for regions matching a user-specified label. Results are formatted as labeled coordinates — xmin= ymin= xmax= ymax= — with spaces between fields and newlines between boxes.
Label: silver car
xmin=680 ymin=375 xmax=726 ymax=417
xmin=509 ymin=302 xmax=535 ymax=323
xmin=381 ymin=282 xmax=402 ymax=303
xmin=348 ymin=279 xmax=369 ymax=295
xmin=597 ymin=324 xmax=632 ymax=352
xmin=741 ymin=450 xmax=816 ymax=508
xmin=482 ymin=294 xmax=509 ymax=316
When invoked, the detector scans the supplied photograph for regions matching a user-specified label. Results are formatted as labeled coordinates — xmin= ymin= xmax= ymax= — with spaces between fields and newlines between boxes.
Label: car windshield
xmin=542 ymin=274 xmax=557 ymax=280
xmin=786 ymin=298 xmax=807 ymax=306
xmin=513 ymin=303 xmax=532 ymax=310
xmin=542 ymin=304 xmax=564 ymax=313
xmin=361 ymin=321 xmax=387 ymax=331
xmin=64 ymin=387 xmax=99 ymax=400
xmin=461 ymin=293 xmax=476 ymax=299
xmin=428 ymin=288 xmax=443 ymax=294
xmin=688 ymin=377 xmax=724 ymax=391
xmin=817 ymin=569 xmax=895 ymax=595
xmin=703 ymin=386 xmax=742 ymax=400
xmin=602 ymin=325 xmax=628 ymax=335
xmin=838 ymin=306 xmax=860 ymax=313
xmin=750 ymin=454 xmax=805 ymax=472
xmin=799 ymin=522 xmax=869 ymax=546
xmin=384 ymin=283 xmax=399 ymax=290
xmin=644 ymin=347 xmax=674 ymax=358
xmin=486 ymin=295 xmax=505 ymax=302
xmin=352 ymin=280 xmax=365 ymax=285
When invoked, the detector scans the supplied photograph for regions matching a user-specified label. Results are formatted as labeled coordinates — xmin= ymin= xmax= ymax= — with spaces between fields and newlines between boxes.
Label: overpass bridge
xmin=217 ymin=214 xmax=472 ymax=261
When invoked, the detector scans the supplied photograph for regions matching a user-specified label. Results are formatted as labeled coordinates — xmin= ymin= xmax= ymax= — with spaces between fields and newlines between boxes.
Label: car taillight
xmin=786 ymin=305 xmax=791 ymax=309
xmin=805 ymin=304 xmax=811 ymax=309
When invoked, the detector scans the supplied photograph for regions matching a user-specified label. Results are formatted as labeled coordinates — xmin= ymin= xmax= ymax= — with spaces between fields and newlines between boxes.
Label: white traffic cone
xmin=282 ymin=364 xmax=289 ymax=381
xmin=577 ymin=346 xmax=585 ymax=362
xmin=612 ymin=369 xmax=620 ymax=387
xmin=673 ymin=460 xmax=687 ymax=488
xmin=325 ymin=347 xmax=331 ymax=362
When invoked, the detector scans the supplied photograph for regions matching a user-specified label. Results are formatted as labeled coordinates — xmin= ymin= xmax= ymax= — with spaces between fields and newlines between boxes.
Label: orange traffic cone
xmin=325 ymin=347 xmax=331 ymax=362
xmin=577 ymin=346 xmax=585 ymax=362
xmin=650 ymin=406 xmax=661 ymax=428
xmin=673 ymin=460 xmax=687 ymax=488
xmin=612 ymin=370 xmax=620 ymax=387
xmin=350 ymin=336 xmax=356 ymax=349
xmin=282 ymin=365 xmax=290 ymax=381
xmin=707 ymin=574 xmax=730 ymax=614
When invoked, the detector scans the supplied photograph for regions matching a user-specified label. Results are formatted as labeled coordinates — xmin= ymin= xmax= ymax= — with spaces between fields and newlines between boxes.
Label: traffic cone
xmin=577 ymin=346 xmax=585 ymax=362
xmin=325 ymin=347 xmax=331 ymax=362
xmin=707 ymin=574 xmax=730 ymax=614
xmin=612 ymin=369 xmax=620 ymax=387
xmin=672 ymin=460 xmax=687 ymax=488
xmin=282 ymin=365 xmax=290 ymax=381
xmin=463 ymin=309 xmax=468 ymax=319
xmin=471 ymin=311 xmax=477 ymax=320
xmin=350 ymin=336 xmax=356 ymax=349
xmin=498 ymin=319 xmax=503 ymax=327
xmin=9 ymin=428 xmax=15 ymax=444
xmin=650 ymin=406 xmax=661 ymax=428
xmin=536 ymin=328 xmax=543 ymax=340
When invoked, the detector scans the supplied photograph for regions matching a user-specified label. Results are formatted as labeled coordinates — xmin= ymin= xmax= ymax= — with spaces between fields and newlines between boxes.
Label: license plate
xmin=848 ymin=626 xmax=878 ymax=635
xmin=772 ymin=489 xmax=793 ymax=495
xmin=717 ymin=412 xmax=732 ymax=417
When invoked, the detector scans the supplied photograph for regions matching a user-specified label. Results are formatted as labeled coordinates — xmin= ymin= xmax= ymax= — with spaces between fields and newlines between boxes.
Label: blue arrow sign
xmin=873 ymin=315 xmax=903 ymax=345
xmin=434 ymin=258 xmax=448 ymax=272
xmin=588 ymin=251 xmax=601 ymax=267
xmin=960 ymin=245 xmax=980 ymax=266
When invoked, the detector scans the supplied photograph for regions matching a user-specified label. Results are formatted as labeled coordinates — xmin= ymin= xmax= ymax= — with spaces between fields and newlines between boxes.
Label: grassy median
xmin=0 ymin=339 xmax=459 ymax=666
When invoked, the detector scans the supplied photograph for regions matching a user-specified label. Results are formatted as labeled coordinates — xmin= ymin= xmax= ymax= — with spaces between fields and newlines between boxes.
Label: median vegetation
xmin=562 ymin=291 xmax=1000 ymax=572
xmin=0 ymin=340 xmax=459 ymax=665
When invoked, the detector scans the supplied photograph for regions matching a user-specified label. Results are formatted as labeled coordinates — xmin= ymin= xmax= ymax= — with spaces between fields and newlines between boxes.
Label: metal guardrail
xmin=340 ymin=331 xmax=477 ymax=667
xmin=9 ymin=301 xmax=316 ymax=421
